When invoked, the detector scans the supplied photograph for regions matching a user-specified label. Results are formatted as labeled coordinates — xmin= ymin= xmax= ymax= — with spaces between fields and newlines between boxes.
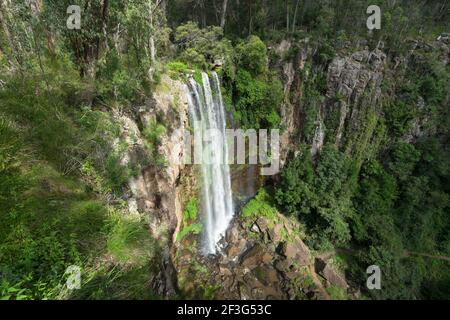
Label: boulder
xmin=255 ymin=217 xmax=268 ymax=232
xmin=225 ymin=224 xmax=239 ymax=244
xmin=250 ymin=222 xmax=261 ymax=233
xmin=262 ymin=252 xmax=273 ymax=264
xmin=281 ymin=238 xmax=311 ymax=266
xmin=252 ymin=265 xmax=279 ymax=286
xmin=238 ymin=282 xmax=252 ymax=300
xmin=240 ymin=244 xmax=264 ymax=268
xmin=270 ymin=223 xmax=284 ymax=243
xmin=219 ymin=266 xmax=233 ymax=277
xmin=274 ymin=259 xmax=291 ymax=272
xmin=315 ymin=258 xmax=349 ymax=289
xmin=226 ymin=238 xmax=247 ymax=258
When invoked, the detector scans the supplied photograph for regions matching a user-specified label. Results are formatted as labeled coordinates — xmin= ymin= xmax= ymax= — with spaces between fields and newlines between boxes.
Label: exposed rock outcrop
xmin=274 ymin=40 xmax=387 ymax=162
xmin=112 ymin=75 xmax=192 ymax=298
xmin=315 ymin=257 xmax=349 ymax=290
xmin=194 ymin=212 xmax=338 ymax=300
xmin=275 ymin=39 xmax=313 ymax=165
xmin=118 ymin=76 xmax=191 ymax=241
xmin=323 ymin=49 xmax=386 ymax=152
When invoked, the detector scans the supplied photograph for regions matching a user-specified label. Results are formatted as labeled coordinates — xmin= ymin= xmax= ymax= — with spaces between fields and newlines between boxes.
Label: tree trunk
xmin=101 ymin=0 xmax=110 ymax=53
xmin=220 ymin=0 xmax=228 ymax=29
xmin=286 ymin=0 xmax=290 ymax=32
xmin=148 ymin=0 xmax=158 ymax=64
xmin=292 ymin=0 xmax=301 ymax=33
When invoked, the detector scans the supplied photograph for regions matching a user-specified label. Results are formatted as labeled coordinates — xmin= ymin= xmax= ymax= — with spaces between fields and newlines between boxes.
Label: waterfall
xmin=186 ymin=71 xmax=234 ymax=254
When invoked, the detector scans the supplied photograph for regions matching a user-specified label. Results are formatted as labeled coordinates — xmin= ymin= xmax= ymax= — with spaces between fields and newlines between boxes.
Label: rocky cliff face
xmin=111 ymin=44 xmax=390 ymax=298
xmin=111 ymin=75 xmax=194 ymax=297
xmin=274 ymin=39 xmax=313 ymax=164
xmin=119 ymin=75 xmax=191 ymax=241
xmin=185 ymin=41 xmax=389 ymax=299
xmin=325 ymin=48 xmax=386 ymax=146
xmin=275 ymin=40 xmax=387 ymax=164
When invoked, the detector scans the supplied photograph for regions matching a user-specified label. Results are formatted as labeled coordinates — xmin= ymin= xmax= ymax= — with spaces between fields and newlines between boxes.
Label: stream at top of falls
xmin=185 ymin=71 xmax=234 ymax=255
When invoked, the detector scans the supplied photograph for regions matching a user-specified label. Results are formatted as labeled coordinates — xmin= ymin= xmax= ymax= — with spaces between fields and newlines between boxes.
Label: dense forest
xmin=0 ymin=0 xmax=448 ymax=300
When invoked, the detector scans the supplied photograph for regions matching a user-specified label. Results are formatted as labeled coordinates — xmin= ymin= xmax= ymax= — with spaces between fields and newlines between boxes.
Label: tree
xmin=220 ymin=0 xmax=228 ymax=28
xmin=276 ymin=145 xmax=353 ymax=249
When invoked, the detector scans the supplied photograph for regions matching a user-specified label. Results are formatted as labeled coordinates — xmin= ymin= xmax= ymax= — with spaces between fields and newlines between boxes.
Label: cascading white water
xmin=186 ymin=71 xmax=234 ymax=254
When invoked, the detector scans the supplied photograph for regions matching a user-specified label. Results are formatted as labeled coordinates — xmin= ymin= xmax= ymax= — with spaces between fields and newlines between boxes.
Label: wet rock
xmin=226 ymin=238 xmax=247 ymax=259
xmin=225 ymin=224 xmax=239 ymax=244
xmin=222 ymin=275 xmax=234 ymax=289
xmin=251 ymin=287 xmax=266 ymax=300
xmin=287 ymin=288 xmax=296 ymax=300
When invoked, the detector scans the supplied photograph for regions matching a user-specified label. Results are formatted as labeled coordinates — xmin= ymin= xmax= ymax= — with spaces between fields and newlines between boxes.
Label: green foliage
xmin=236 ymin=36 xmax=268 ymax=76
xmin=166 ymin=61 xmax=203 ymax=86
xmin=242 ymin=188 xmax=278 ymax=220
xmin=384 ymin=100 xmax=416 ymax=137
xmin=276 ymin=145 xmax=353 ymax=250
xmin=315 ymin=41 xmax=336 ymax=65
xmin=69 ymin=263 xmax=161 ymax=300
xmin=175 ymin=22 xmax=234 ymax=71
xmin=177 ymin=198 xmax=202 ymax=242
xmin=0 ymin=280 xmax=33 ymax=300
xmin=348 ymin=136 xmax=450 ymax=299
xmin=0 ymin=162 xmax=109 ymax=299
xmin=1 ymin=0 xmax=449 ymax=301
xmin=143 ymin=120 xmax=167 ymax=166
xmin=179 ymin=48 xmax=208 ymax=69
xmin=96 ymin=50 xmax=143 ymax=103
xmin=177 ymin=223 xmax=203 ymax=242
xmin=183 ymin=197 xmax=199 ymax=222
xmin=352 ymin=160 xmax=399 ymax=246
xmin=107 ymin=215 xmax=156 ymax=266
xmin=326 ymin=285 xmax=348 ymax=300
xmin=233 ymin=69 xmax=282 ymax=129
xmin=387 ymin=142 xmax=421 ymax=181
xmin=166 ymin=61 xmax=191 ymax=79
xmin=276 ymin=147 xmax=315 ymax=216
xmin=0 ymin=67 xmax=154 ymax=299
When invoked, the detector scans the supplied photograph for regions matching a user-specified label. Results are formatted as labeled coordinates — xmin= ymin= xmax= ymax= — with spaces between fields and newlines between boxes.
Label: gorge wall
xmin=110 ymin=39 xmax=448 ymax=299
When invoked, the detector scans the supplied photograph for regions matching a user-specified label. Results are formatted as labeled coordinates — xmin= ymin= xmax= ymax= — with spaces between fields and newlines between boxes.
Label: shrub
xmin=143 ymin=120 xmax=167 ymax=166
xmin=106 ymin=215 xmax=155 ymax=266
xmin=236 ymin=35 xmax=268 ymax=76
xmin=177 ymin=198 xmax=202 ymax=241
xmin=242 ymin=188 xmax=277 ymax=220
xmin=234 ymin=69 xmax=282 ymax=129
